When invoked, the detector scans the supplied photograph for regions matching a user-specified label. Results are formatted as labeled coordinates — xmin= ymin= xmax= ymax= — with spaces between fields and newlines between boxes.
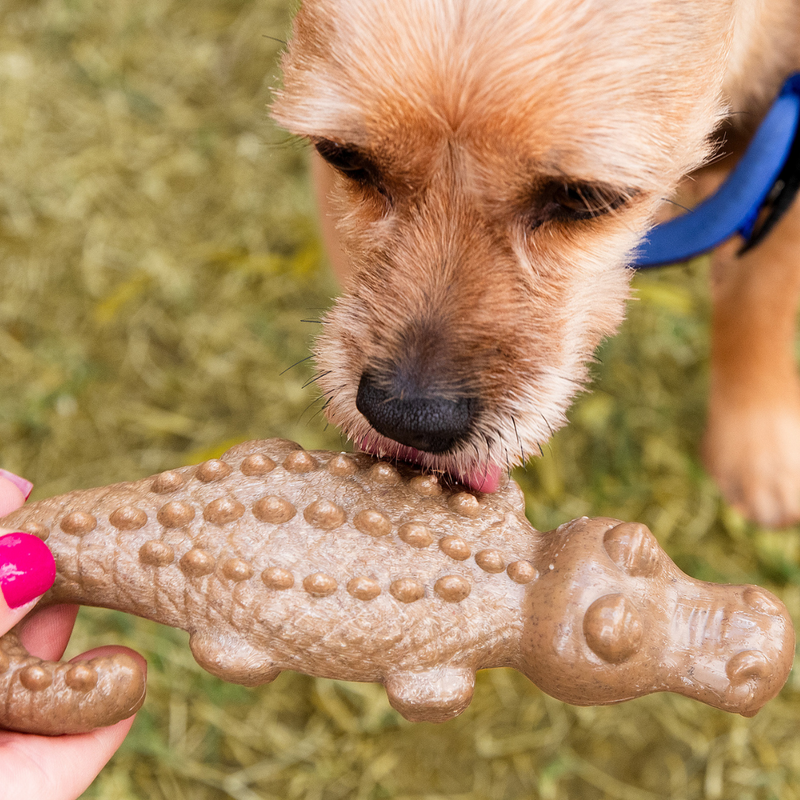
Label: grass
xmin=1 ymin=1 xmax=799 ymax=798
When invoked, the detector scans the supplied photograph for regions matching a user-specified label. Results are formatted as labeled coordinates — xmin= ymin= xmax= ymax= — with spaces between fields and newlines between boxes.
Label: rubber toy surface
xmin=0 ymin=439 xmax=793 ymax=735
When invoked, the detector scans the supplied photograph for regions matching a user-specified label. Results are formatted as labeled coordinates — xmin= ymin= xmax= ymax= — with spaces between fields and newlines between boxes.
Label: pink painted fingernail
xmin=0 ymin=469 xmax=33 ymax=500
xmin=0 ymin=533 xmax=56 ymax=609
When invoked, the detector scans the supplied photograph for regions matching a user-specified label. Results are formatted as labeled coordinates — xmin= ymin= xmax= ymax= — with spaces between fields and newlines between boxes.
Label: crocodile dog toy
xmin=0 ymin=439 xmax=793 ymax=735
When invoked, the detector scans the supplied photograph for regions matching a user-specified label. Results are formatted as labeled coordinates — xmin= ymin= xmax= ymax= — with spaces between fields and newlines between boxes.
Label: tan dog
xmin=272 ymin=0 xmax=800 ymax=527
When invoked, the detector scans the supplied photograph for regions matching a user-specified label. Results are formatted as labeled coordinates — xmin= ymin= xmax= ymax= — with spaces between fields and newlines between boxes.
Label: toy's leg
xmin=188 ymin=632 xmax=282 ymax=686
xmin=703 ymin=195 xmax=800 ymax=526
xmin=383 ymin=667 xmax=475 ymax=722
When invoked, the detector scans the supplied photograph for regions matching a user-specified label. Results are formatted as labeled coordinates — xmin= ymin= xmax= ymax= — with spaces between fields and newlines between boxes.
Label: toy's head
xmin=518 ymin=518 xmax=794 ymax=716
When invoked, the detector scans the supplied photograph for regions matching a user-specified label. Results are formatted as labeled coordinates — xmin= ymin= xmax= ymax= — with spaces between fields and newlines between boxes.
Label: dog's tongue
xmin=357 ymin=441 xmax=502 ymax=493
xmin=451 ymin=461 xmax=503 ymax=493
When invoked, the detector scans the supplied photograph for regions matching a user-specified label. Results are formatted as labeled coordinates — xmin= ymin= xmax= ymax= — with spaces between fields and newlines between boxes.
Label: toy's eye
xmin=313 ymin=139 xmax=387 ymax=195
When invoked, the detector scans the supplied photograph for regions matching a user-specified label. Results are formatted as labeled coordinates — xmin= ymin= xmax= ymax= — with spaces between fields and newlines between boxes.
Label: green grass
xmin=1 ymin=1 xmax=799 ymax=797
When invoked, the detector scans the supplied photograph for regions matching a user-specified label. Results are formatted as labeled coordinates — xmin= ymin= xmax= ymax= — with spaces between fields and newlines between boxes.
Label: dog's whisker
xmin=303 ymin=383 xmax=348 ymax=427
xmin=316 ymin=384 xmax=342 ymax=400
xmin=480 ymin=433 xmax=492 ymax=473
xmin=470 ymin=441 xmax=481 ymax=464
xmin=307 ymin=398 xmax=333 ymax=425
xmin=299 ymin=395 xmax=328 ymax=423
xmin=538 ymin=411 xmax=555 ymax=438
xmin=302 ymin=370 xmax=332 ymax=389
xmin=659 ymin=197 xmax=693 ymax=214
xmin=280 ymin=354 xmax=315 ymax=376
xmin=512 ymin=417 xmax=528 ymax=464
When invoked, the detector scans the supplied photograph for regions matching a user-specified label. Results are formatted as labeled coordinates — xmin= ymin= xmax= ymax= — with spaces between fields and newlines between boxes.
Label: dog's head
xmin=273 ymin=0 xmax=732 ymax=490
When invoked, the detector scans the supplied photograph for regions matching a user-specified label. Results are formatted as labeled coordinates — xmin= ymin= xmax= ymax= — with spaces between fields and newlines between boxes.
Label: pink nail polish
xmin=0 ymin=533 xmax=56 ymax=609
xmin=0 ymin=469 xmax=34 ymax=501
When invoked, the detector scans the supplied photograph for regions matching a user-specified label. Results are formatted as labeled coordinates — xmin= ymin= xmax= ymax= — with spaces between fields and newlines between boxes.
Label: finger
xmin=0 ymin=532 xmax=56 ymax=636
xmin=18 ymin=604 xmax=80 ymax=661
xmin=0 ymin=470 xmax=33 ymax=516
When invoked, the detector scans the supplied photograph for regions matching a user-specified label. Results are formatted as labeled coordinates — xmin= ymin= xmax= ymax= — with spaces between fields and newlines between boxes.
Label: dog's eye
xmin=549 ymin=181 xmax=626 ymax=220
xmin=313 ymin=139 xmax=386 ymax=195
xmin=530 ymin=181 xmax=630 ymax=229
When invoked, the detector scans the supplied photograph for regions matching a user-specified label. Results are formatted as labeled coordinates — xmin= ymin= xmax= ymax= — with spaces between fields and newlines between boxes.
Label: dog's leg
xmin=703 ymin=195 xmax=800 ymax=527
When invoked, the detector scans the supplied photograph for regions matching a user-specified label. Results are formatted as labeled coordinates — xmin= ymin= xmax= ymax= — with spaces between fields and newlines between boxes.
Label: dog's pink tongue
xmin=358 ymin=440 xmax=502 ymax=493
xmin=453 ymin=462 xmax=503 ymax=493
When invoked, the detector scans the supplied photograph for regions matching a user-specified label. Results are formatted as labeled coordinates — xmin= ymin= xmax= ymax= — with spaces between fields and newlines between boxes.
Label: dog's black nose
xmin=356 ymin=371 xmax=477 ymax=453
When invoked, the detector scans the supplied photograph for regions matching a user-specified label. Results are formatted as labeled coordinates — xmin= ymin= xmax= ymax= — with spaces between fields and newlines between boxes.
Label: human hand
xmin=0 ymin=470 xmax=145 ymax=799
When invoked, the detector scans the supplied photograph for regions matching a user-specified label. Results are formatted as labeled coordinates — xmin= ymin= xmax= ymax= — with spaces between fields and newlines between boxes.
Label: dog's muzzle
xmin=356 ymin=371 xmax=478 ymax=453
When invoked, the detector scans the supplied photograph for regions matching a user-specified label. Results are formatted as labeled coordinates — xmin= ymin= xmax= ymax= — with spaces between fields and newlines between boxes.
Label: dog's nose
xmin=356 ymin=371 xmax=477 ymax=453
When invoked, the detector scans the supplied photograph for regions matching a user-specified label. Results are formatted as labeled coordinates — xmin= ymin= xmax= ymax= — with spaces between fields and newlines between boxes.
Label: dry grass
xmin=0 ymin=1 xmax=799 ymax=798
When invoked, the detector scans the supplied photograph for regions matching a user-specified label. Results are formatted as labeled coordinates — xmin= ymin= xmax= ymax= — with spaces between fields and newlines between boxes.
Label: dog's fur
xmin=273 ymin=0 xmax=800 ymax=526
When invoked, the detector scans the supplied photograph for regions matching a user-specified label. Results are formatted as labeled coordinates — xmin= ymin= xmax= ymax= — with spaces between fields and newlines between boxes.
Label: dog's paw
xmin=703 ymin=390 xmax=800 ymax=528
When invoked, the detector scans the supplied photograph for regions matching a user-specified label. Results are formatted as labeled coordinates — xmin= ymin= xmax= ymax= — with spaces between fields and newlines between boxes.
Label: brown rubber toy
xmin=0 ymin=439 xmax=794 ymax=735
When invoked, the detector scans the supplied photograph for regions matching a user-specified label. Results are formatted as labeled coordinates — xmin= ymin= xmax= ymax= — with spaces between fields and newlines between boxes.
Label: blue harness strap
xmin=632 ymin=73 xmax=800 ymax=269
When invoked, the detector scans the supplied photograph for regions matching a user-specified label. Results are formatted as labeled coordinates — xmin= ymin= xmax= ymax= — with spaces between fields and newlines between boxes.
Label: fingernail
xmin=0 ymin=469 xmax=33 ymax=501
xmin=0 ymin=533 xmax=56 ymax=609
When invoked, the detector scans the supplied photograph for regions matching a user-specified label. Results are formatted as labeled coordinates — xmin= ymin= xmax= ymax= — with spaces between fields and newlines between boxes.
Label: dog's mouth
xmin=352 ymin=370 xmax=503 ymax=492
xmin=356 ymin=435 xmax=503 ymax=493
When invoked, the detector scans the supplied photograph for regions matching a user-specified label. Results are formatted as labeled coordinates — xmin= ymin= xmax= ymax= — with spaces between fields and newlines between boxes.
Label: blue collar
xmin=632 ymin=73 xmax=800 ymax=269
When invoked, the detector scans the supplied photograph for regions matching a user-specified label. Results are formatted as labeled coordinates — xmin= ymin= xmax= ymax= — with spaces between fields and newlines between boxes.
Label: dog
xmin=272 ymin=0 xmax=800 ymax=528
